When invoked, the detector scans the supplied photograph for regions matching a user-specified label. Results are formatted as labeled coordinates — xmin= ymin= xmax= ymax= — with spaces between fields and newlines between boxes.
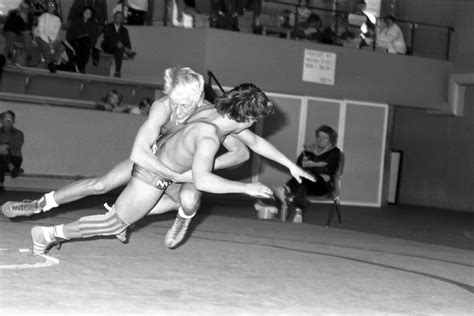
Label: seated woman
xmin=274 ymin=125 xmax=341 ymax=223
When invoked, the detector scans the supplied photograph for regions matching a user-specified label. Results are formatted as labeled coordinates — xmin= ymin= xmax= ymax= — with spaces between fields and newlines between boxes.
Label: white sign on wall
xmin=302 ymin=49 xmax=337 ymax=85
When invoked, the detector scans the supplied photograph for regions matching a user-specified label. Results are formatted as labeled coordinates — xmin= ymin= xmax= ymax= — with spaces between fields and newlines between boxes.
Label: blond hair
xmin=163 ymin=67 xmax=204 ymax=100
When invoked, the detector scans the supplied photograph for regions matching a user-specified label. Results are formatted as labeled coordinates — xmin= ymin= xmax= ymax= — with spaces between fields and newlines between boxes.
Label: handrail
xmin=207 ymin=71 xmax=226 ymax=94
xmin=0 ymin=91 xmax=96 ymax=110
xmin=4 ymin=65 xmax=162 ymax=88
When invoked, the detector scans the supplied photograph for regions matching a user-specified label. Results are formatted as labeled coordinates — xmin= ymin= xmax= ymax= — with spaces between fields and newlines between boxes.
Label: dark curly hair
xmin=214 ymin=83 xmax=274 ymax=123
xmin=315 ymin=125 xmax=338 ymax=145
xmin=2 ymin=110 xmax=16 ymax=120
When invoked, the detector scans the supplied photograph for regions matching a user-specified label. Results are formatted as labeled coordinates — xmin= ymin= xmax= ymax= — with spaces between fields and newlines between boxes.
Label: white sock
xmin=178 ymin=207 xmax=195 ymax=219
xmin=43 ymin=191 xmax=59 ymax=212
xmin=43 ymin=227 xmax=55 ymax=243
xmin=53 ymin=224 xmax=68 ymax=239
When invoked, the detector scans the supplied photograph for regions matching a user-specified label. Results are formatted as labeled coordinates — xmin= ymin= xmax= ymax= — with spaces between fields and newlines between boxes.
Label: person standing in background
xmin=67 ymin=0 xmax=108 ymax=29
xmin=66 ymin=6 xmax=100 ymax=73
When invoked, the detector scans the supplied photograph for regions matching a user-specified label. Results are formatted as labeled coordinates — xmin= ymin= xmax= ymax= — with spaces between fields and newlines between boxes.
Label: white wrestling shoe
xmin=2 ymin=200 xmax=43 ymax=218
xmin=31 ymin=226 xmax=61 ymax=255
xmin=164 ymin=214 xmax=192 ymax=249
xmin=293 ymin=208 xmax=303 ymax=224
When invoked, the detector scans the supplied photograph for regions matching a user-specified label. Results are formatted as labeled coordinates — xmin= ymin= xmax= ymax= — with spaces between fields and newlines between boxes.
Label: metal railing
xmin=252 ymin=1 xmax=454 ymax=60
xmin=0 ymin=1 xmax=453 ymax=61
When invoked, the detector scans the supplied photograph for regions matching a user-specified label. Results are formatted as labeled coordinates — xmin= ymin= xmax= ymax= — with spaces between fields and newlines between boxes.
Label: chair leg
xmin=335 ymin=201 xmax=342 ymax=225
xmin=326 ymin=201 xmax=336 ymax=226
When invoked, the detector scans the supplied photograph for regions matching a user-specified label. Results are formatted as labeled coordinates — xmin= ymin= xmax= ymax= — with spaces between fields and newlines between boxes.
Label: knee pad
xmin=78 ymin=204 xmax=129 ymax=238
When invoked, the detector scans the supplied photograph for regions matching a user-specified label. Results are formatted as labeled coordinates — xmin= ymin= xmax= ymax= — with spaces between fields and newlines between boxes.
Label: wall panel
xmin=343 ymin=101 xmax=387 ymax=206
xmin=256 ymin=94 xmax=303 ymax=187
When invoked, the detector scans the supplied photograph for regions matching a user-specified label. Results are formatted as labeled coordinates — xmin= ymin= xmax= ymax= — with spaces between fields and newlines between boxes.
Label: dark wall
xmin=392 ymin=87 xmax=474 ymax=211
xmin=391 ymin=2 xmax=474 ymax=212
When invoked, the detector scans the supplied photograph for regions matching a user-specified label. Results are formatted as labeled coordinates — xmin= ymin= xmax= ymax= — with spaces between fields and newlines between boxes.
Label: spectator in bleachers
xmin=171 ymin=0 xmax=197 ymax=28
xmin=296 ymin=0 xmax=312 ymax=24
xmin=376 ymin=15 xmax=407 ymax=54
xmin=68 ymin=0 xmax=108 ymax=30
xmin=294 ymin=13 xmax=323 ymax=42
xmin=30 ymin=0 xmax=48 ymax=26
xmin=212 ymin=0 xmax=240 ymax=31
xmin=66 ymin=6 xmax=100 ymax=73
xmin=34 ymin=0 xmax=65 ymax=73
xmin=95 ymin=89 xmax=129 ymax=112
xmin=101 ymin=11 xmax=137 ymax=78
xmin=2 ymin=0 xmax=34 ymax=66
xmin=128 ymin=96 xmax=152 ymax=115
xmin=113 ymin=0 xmax=148 ymax=26
xmin=346 ymin=0 xmax=375 ymax=48
xmin=320 ymin=13 xmax=351 ymax=45
xmin=0 ymin=110 xmax=25 ymax=192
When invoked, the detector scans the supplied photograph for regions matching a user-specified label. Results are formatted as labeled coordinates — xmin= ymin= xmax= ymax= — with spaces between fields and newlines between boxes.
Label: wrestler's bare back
xmin=156 ymin=108 xmax=221 ymax=174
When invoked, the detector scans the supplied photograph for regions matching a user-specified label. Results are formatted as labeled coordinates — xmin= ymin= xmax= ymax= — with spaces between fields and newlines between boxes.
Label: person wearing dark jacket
xmin=101 ymin=11 xmax=136 ymax=77
xmin=0 ymin=111 xmax=25 ymax=191
xmin=66 ymin=6 xmax=100 ymax=73
xmin=3 ymin=1 xmax=34 ymax=65
xmin=67 ymin=0 xmax=108 ymax=28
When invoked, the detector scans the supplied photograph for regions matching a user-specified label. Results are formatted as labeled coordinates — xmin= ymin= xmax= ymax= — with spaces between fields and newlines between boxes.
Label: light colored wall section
xmin=342 ymin=101 xmax=387 ymax=206
xmin=1 ymin=101 xmax=144 ymax=177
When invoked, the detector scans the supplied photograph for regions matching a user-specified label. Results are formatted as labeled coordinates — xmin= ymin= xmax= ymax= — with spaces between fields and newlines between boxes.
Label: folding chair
xmin=309 ymin=151 xmax=344 ymax=227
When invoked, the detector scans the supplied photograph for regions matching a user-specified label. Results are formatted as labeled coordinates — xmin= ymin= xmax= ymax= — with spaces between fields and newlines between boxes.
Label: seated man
xmin=270 ymin=125 xmax=341 ymax=223
xmin=30 ymin=83 xmax=315 ymax=255
xmin=0 ymin=111 xmax=25 ymax=191
xmin=101 ymin=11 xmax=137 ymax=78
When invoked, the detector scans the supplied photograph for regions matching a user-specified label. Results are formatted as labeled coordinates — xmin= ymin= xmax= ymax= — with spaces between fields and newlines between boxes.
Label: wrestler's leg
xmin=2 ymin=160 xmax=133 ymax=218
xmin=147 ymin=183 xmax=201 ymax=216
xmin=164 ymin=183 xmax=202 ymax=249
xmin=31 ymin=176 xmax=167 ymax=255
xmin=53 ymin=159 xmax=133 ymax=205
xmin=147 ymin=184 xmax=181 ymax=215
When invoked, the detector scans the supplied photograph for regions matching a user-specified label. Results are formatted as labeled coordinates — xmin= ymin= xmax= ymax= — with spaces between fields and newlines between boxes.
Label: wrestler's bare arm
xmin=130 ymin=98 xmax=182 ymax=180
xmin=233 ymin=129 xmax=316 ymax=183
xmin=213 ymin=136 xmax=250 ymax=170
xmin=192 ymin=136 xmax=272 ymax=198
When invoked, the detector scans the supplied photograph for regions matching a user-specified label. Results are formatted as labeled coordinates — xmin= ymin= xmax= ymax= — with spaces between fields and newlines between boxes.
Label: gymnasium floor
xmin=1 ymin=191 xmax=473 ymax=315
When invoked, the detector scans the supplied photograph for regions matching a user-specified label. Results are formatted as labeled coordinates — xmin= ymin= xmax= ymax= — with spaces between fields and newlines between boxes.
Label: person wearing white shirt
xmin=34 ymin=1 xmax=65 ymax=72
xmin=376 ymin=15 xmax=407 ymax=54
